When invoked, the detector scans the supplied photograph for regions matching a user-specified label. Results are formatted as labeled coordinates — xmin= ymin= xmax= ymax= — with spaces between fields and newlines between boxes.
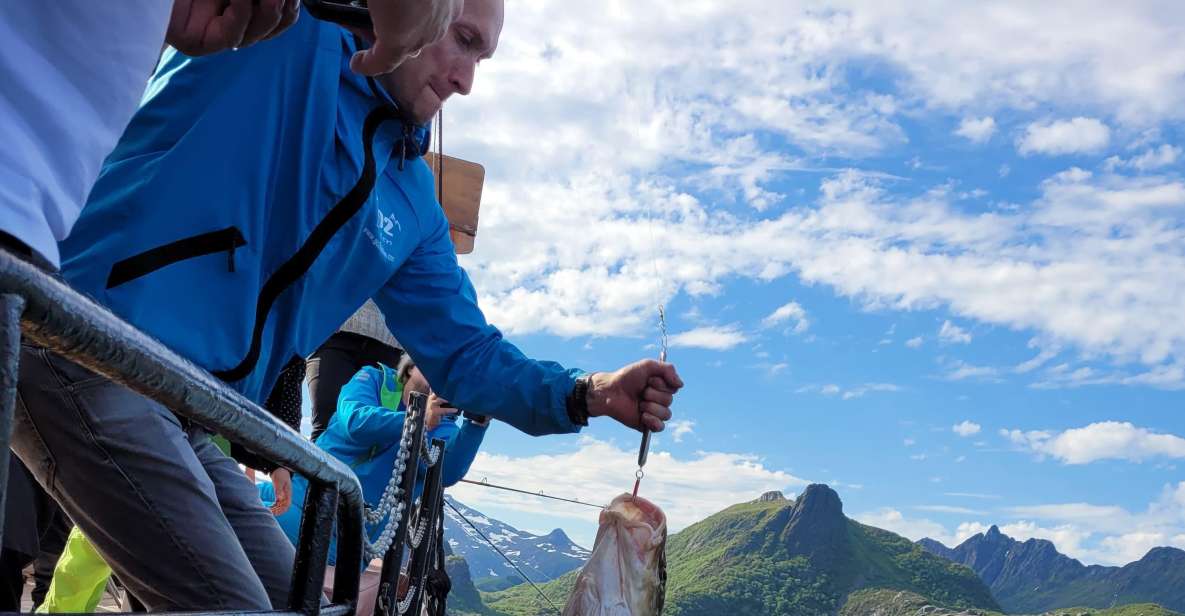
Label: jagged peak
xmin=757 ymin=490 xmax=787 ymax=502
xmin=541 ymin=528 xmax=570 ymax=541
xmin=794 ymin=483 xmax=844 ymax=517
xmin=985 ymin=524 xmax=1003 ymax=539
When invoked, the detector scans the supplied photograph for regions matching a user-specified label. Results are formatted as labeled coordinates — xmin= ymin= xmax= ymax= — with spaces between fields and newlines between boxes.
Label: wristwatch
xmin=566 ymin=374 xmax=592 ymax=427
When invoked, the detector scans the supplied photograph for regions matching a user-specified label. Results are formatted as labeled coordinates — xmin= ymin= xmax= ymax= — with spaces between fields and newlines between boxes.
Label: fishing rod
xmin=457 ymin=477 xmax=607 ymax=509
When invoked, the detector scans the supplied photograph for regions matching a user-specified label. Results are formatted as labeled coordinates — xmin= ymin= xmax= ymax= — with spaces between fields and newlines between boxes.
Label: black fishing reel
xmin=302 ymin=0 xmax=372 ymax=28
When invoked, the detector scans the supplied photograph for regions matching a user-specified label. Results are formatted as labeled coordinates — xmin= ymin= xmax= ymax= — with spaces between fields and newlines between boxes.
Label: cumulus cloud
xmin=449 ymin=437 xmax=806 ymax=535
xmin=1105 ymin=144 xmax=1182 ymax=172
xmin=799 ymin=382 xmax=901 ymax=400
xmin=955 ymin=117 xmax=997 ymax=143
xmin=944 ymin=361 xmax=1001 ymax=382
xmin=905 ymin=336 xmax=924 ymax=348
xmin=916 ymin=505 xmax=985 ymax=515
xmin=855 ymin=508 xmax=986 ymax=548
xmin=1017 ymin=117 xmax=1112 ymax=155
xmin=939 ymin=321 xmax=973 ymax=344
xmin=668 ymin=325 xmax=748 ymax=350
xmin=762 ymin=301 xmax=810 ymax=333
xmin=1001 ymin=421 xmax=1185 ymax=464
xmin=442 ymin=1 xmax=1185 ymax=389
xmin=668 ymin=419 xmax=696 ymax=443
xmin=953 ymin=420 xmax=982 ymax=437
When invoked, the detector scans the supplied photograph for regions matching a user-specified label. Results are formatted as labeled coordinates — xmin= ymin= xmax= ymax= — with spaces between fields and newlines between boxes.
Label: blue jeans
xmin=9 ymin=345 xmax=295 ymax=610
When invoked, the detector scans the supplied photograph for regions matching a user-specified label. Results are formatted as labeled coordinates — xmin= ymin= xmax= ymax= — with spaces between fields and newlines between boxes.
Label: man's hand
xmin=349 ymin=0 xmax=463 ymax=76
xmin=426 ymin=392 xmax=459 ymax=431
xmin=168 ymin=0 xmax=300 ymax=56
xmin=269 ymin=468 xmax=293 ymax=516
xmin=587 ymin=360 xmax=683 ymax=432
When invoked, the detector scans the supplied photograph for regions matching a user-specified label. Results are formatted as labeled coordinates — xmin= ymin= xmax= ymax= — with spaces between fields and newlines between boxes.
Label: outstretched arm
xmin=374 ymin=207 xmax=682 ymax=437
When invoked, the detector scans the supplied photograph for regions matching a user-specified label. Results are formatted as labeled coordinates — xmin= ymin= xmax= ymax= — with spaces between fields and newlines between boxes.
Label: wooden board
xmin=424 ymin=153 xmax=484 ymax=254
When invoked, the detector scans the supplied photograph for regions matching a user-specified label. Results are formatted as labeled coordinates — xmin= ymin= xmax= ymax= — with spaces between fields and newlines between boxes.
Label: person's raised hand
xmin=586 ymin=360 xmax=683 ymax=432
xmin=425 ymin=392 xmax=458 ymax=430
xmin=269 ymin=468 xmax=293 ymax=516
xmin=167 ymin=0 xmax=300 ymax=57
xmin=349 ymin=0 xmax=462 ymax=76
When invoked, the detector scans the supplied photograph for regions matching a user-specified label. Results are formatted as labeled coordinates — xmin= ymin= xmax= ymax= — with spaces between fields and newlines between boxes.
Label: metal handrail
xmin=0 ymin=249 xmax=365 ymax=615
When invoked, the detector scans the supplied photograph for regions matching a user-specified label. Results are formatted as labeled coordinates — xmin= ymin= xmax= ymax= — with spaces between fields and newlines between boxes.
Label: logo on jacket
xmin=377 ymin=209 xmax=402 ymax=236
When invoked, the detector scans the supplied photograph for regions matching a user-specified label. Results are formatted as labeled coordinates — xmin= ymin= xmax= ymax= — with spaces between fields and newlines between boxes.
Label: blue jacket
xmin=262 ymin=364 xmax=485 ymax=560
xmin=58 ymin=10 xmax=581 ymax=436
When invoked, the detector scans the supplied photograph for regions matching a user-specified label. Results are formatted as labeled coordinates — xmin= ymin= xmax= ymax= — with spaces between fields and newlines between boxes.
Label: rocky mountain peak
xmin=757 ymin=490 xmax=787 ymax=502
xmin=795 ymin=483 xmax=844 ymax=517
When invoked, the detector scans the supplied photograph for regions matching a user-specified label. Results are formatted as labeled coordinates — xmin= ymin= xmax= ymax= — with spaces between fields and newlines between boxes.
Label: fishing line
xmin=444 ymin=499 xmax=564 ymax=615
xmin=457 ymin=478 xmax=607 ymax=509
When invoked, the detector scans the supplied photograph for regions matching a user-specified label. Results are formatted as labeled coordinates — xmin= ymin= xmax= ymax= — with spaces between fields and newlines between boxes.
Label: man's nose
xmin=450 ymin=59 xmax=476 ymax=96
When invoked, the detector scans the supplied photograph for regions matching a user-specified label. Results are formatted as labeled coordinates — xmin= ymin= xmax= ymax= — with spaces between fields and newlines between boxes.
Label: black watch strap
xmin=566 ymin=374 xmax=591 ymax=426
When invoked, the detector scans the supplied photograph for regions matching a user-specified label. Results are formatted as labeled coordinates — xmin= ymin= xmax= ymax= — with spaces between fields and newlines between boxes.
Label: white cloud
xmin=1017 ymin=117 xmax=1111 ymax=156
xmin=939 ymin=320 xmax=972 ymax=344
xmin=944 ymin=361 xmax=1000 ymax=382
xmin=762 ymin=301 xmax=810 ymax=333
xmin=904 ymin=438 xmax=916 ymax=446
xmin=1104 ymin=144 xmax=1182 ymax=172
xmin=953 ymin=420 xmax=982 ymax=437
xmin=449 ymin=437 xmax=806 ymax=535
xmin=855 ymin=508 xmax=985 ymax=547
xmin=668 ymin=325 xmax=748 ymax=350
xmin=668 ymin=419 xmax=696 ymax=443
xmin=1001 ymin=421 xmax=1185 ymax=464
xmin=905 ymin=336 xmax=924 ymax=348
xmin=441 ymin=2 xmax=1185 ymax=390
xmin=803 ymin=382 xmax=901 ymax=400
xmin=944 ymin=492 xmax=1001 ymax=500
xmin=955 ymin=117 xmax=997 ymax=143
xmin=916 ymin=505 xmax=985 ymax=515
xmin=841 ymin=383 xmax=901 ymax=400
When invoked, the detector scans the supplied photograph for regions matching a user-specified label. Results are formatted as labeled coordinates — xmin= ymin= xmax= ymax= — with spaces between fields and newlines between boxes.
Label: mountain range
xmin=485 ymin=484 xmax=999 ymax=615
xmin=442 ymin=495 xmax=590 ymax=591
xmin=919 ymin=525 xmax=1185 ymax=613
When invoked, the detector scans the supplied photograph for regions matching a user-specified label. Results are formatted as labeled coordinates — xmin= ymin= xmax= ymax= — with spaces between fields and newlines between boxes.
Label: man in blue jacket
xmin=10 ymin=0 xmax=682 ymax=611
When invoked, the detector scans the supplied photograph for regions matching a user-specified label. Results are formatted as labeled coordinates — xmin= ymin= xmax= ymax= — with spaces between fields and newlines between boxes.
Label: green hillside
xmin=841 ymin=589 xmax=1181 ymax=616
xmin=483 ymin=485 xmax=998 ymax=616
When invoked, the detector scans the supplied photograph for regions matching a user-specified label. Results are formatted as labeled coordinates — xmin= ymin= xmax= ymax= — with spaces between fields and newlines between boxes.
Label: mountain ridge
xmin=443 ymin=496 xmax=589 ymax=591
xmin=486 ymin=484 xmax=999 ymax=615
xmin=920 ymin=525 xmax=1185 ymax=613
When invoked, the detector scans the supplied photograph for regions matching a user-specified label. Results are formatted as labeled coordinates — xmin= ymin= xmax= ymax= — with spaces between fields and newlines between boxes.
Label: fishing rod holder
xmin=0 ymin=249 xmax=367 ymax=616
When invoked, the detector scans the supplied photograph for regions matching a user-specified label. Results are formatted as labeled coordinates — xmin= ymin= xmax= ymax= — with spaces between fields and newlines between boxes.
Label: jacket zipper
xmin=106 ymin=227 xmax=247 ymax=289
xmin=213 ymin=104 xmax=403 ymax=383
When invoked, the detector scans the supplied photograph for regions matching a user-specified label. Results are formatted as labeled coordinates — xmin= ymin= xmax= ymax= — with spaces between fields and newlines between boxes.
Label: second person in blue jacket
xmin=261 ymin=354 xmax=486 ymax=562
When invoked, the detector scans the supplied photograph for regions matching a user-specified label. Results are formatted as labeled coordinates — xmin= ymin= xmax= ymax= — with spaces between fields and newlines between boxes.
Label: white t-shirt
xmin=0 ymin=1 xmax=171 ymax=267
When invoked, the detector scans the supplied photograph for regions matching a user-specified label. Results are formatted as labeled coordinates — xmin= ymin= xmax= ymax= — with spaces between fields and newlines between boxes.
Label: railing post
xmin=0 ymin=292 xmax=26 ymax=552
xmin=290 ymin=482 xmax=339 ymax=615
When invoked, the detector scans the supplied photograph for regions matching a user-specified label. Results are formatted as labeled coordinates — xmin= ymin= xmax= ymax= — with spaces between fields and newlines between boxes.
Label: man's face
xmin=380 ymin=0 xmax=504 ymax=124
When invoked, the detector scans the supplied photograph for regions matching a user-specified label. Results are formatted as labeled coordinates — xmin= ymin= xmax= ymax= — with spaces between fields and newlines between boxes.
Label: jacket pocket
xmin=106 ymin=227 xmax=247 ymax=289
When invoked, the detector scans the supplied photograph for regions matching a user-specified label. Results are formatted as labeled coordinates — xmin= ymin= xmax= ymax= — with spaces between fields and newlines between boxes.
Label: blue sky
xmin=323 ymin=1 xmax=1185 ymax=567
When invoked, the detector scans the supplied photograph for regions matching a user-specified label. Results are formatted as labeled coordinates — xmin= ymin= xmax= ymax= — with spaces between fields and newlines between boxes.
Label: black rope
xmin=443 ymin=499 xmax=564 ymax=614
xmin=457 ymin=478 xmax=606 ymax=509
xmin=436 ymin=108 xmax=444 ymax=205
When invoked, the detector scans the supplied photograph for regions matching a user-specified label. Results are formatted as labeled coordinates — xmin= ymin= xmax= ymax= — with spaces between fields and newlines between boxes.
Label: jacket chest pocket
xmin=106 ymin=227 xmax=247 ymax=289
